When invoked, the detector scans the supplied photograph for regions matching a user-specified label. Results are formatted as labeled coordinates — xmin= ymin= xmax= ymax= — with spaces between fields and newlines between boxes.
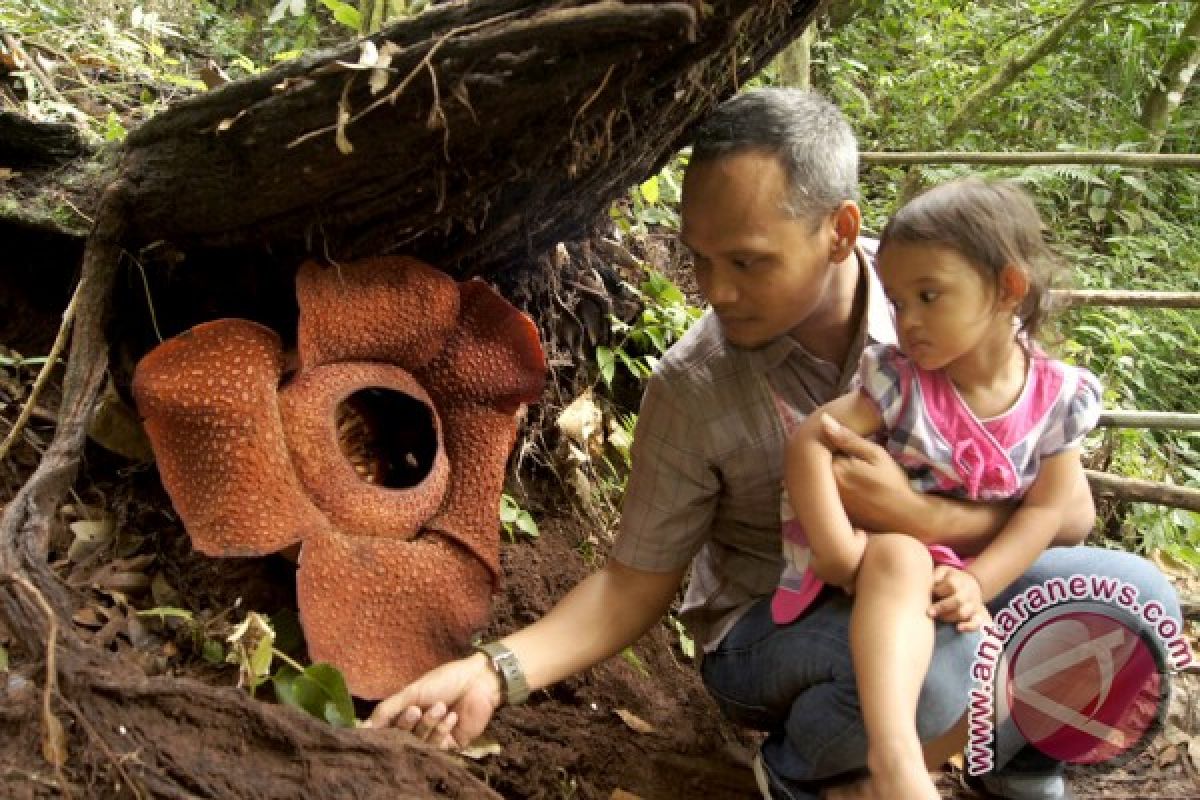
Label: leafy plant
xmin=499 ymin=492 xmax=539 ymax=540
xmin=596 ymin=270 xmax=702 ymax=387
xmin=272 ymin=662 xmax=357 ymax=728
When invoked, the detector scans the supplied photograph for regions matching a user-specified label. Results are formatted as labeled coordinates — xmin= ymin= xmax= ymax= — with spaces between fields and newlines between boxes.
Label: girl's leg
xmin=701 ymin=591 xmax=979 ymax=799
xmin=835 ymin=533 xmax=940 ymax=800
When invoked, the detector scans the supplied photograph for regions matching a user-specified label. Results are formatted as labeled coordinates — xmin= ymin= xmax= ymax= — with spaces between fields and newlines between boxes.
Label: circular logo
xmin=1003 ymin=607 xmax=1168 ymax=766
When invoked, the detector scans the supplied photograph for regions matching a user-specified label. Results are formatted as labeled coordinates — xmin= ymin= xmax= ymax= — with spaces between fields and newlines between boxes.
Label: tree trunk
xmin=1137 ymin=1 xmax=1200 ymax=155
xmin=0 ymin=1 xmax=823 ymax=796
xmin=772 ymin=25 xmax=814 ymax=88
xmin=899 ymin=0 xmax=1101 ymax=200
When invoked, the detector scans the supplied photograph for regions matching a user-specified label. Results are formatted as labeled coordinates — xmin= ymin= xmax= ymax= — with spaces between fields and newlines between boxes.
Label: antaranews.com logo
xmin=968 ymin=573 xmax=1194 ymax=776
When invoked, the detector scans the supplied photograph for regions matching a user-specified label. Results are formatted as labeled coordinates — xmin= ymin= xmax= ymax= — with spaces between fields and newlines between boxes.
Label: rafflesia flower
xmin=132 ymin=256 xmax=544 ymax=698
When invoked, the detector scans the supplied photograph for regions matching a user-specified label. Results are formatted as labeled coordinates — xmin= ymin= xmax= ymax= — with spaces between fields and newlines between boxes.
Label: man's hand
xmin=928 ymin=566 xmax=988 ymax=632
xmin=364 ymin=652 xmax=502 ymax=750
xmin=822 ymin=415 xmax=922 ymax=536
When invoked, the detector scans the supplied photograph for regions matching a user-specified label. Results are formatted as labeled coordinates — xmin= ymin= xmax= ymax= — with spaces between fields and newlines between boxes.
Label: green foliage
xmin=272 ymin=663 xmax=357 ymax=727
xmin=610 ymin=153 xmax=686 ymax=236
xmin=619 ymin=646 xmax=649 ymax=677
xmin=499 ymin=492 xmax=539 ymax=540
xmin=597 ymin=269 xmax=702 ymax=387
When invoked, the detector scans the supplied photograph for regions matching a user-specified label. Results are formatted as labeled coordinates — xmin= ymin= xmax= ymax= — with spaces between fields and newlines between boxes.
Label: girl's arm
xmin=785 ymin=391 xmax=883 ymax=588
xmin=824 ymin=423 xmax=1094 ymax=553
xmin=961 ymin=448 xmax=1085 ymax=602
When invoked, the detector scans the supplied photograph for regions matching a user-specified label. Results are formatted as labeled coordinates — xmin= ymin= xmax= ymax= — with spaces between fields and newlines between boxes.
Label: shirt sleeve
xmin=611 ymin=369 xmax=719 ymax=573
xmin=1041 ymin=367 xmax=1104 ymax=457
xmin=857 ymin=342 xmax=909 ymax=430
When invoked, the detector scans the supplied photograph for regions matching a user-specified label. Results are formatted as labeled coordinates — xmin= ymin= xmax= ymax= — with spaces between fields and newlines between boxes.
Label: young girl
xmin=774 ymin=178 xmax=1102 ymax=800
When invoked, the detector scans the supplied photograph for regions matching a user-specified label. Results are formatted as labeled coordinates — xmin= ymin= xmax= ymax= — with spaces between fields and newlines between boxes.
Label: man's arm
xmin=824 ymin=422 xmax=1094 ymax=554
xmin=367 ymin=559 xmax=686 ymax=747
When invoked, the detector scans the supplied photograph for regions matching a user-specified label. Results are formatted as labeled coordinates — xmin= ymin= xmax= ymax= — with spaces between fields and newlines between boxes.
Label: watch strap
xmin=473 ymin=641 xmax=529 ymax=706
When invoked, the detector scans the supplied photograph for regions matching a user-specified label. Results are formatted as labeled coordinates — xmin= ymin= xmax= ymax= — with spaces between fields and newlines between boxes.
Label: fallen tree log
xmin=0 ymin=1 xmax=822 ymax=796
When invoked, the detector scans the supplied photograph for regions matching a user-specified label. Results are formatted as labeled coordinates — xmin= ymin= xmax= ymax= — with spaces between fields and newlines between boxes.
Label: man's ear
xmin=830 ymin=201 xmax=862 ymax=261
xmin=998 ymin=264 xmax=1031 ymax=309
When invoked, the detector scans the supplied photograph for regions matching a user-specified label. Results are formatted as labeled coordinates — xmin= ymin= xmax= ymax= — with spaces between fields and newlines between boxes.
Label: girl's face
xmin=877 ymin=242 xmax=1015 ymax=372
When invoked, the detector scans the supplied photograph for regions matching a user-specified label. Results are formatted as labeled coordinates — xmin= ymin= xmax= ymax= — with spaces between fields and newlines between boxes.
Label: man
xmin=368 ymin=89 xmax=1180 ymax=800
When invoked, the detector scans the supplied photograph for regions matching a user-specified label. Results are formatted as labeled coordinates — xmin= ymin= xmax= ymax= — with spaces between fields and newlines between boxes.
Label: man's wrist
xmin=472 ymin=641 xmax=530 ymax=707
xmin=468 ymin=651 xmax=505 ymax=710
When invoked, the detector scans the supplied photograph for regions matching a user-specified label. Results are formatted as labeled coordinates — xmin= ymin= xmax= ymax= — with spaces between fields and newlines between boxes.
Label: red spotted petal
xmin=298 ymin=531 xmax=491 ymax=699
xmin=416 ymin=279 xmax=545 ymax=414
xmin=422 ymin=403 xmax=516 ymax=580
xmin=295 ymin=256 xmax=460 ymax=371
xmin=132 ymin=319 xmax=330 ymax=556
xmin=278 ymin=362 xmax=448 ymax=540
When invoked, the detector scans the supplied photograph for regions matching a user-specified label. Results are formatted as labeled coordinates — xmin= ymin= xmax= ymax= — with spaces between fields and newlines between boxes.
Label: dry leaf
xmin=337 ymin=39 xmax=379 ymax=70
xmin=1149 ymin=549 xmax=1193 ymax=579
xmin=1157 ymin=743 xmax=1179 ymax=767
xmin=72 ymin=607 xmax=104 ymax=628
xmin=67 ymin=516 xmax=115 ymax=563
xmin=335 ymin=80 xmax=354 ymax=155
xmin=41 ymin=711 xmax=67 ymax=767
xmin=610 ymin=791 xmax=644 ymax=800
xmin=0 ymin=167 xmax=14 ymax=181
xmin=459 ymin=736 xmax=502 ymax=760
xmin=369 ymin=42 xmax=400 ymax=95
xmin=557 ymin=390 xmax=604 ymax=462
xmin=88 ymin=377 xmax=155 ymax=461
xmin=614 ymin=708 xmax=656 ymax=735
xmin=215 ymin=108 xmax=250 ymax=134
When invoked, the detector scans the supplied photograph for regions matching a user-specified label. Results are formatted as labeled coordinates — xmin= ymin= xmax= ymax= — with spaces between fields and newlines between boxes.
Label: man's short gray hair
xmin=690 ymin=88 xmax=859 ymax=220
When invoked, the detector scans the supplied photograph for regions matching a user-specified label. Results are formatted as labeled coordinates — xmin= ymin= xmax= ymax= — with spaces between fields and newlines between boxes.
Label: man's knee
xmin=916 ymin=623 xmax=979 ymax=740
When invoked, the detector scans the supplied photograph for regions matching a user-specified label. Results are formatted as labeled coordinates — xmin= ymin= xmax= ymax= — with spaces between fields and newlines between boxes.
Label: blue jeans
xmin=700 ymin=546 xmax=1181 ymax=798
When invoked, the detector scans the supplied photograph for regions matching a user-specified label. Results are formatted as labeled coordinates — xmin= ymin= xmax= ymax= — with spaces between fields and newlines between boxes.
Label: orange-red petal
xmin=278 ymin=362 xmax=448 ymax=540
xmin=421 ymin=402 xmax=516 ymax=580
xmin=416 ymin=279 xmax=545 ymax=414
xmin=298 ymin=531 xmax=492 ymax=699
xmin=132 ymin=319 xmax=330 ymax=557
xmin=295 ymin=256 xmax=460 ymax=372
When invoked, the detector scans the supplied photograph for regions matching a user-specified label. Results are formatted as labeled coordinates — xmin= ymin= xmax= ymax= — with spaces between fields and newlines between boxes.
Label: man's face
xmin=680 ymin=151 xmax=842 ymax=349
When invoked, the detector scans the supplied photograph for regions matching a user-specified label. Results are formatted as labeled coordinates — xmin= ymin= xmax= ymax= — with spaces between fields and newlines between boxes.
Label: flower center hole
xmin=336 ymin=389 xmax=438 ymax=489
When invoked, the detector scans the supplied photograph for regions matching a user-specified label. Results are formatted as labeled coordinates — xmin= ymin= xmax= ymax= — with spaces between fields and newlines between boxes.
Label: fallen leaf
xmin=460 ymin=736 xmax=503 ymax=760
xmin=610 ymin=791 xmax=644 ymax=800
xmin=67 ymin=516 xmax=115 ymax=563
xmin=614 ymin=708 xmax=656 ymax=735
xmin=215 ymin=109 xmax=249 ymax=133
xmin=1157 ymin=743 xmax=1179 ymax=767
xmin=335 ymin=82 xmax=354 ymax=155
xmin=72 ymin=607 xmax=104 ymax=628
xmin=337 ymin=39 xmax=379 ymax=70
xmin=0 ymin=167 xmax=14 ymax=181
xmin=369 ymin=42 xmax=400 ymax=95
xmin=41 ymin=711 xmax=67 ymax=767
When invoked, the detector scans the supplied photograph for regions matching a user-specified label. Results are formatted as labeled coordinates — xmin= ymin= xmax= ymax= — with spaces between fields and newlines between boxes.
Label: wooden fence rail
xmin=1097 ymin=411 xmax=1200 ymax=431
xmin=1087 ymin=470 xmax=1200 ymax=513
xmin=860 ymin=151 xmax=1200 ymax=168
xmin=1051 ymin=290 xmax=1200 ymax=309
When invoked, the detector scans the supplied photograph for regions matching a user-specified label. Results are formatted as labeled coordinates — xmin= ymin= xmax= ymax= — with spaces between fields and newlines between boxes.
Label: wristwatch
xmin=473 ymin=641 xmax=530 ymax=706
